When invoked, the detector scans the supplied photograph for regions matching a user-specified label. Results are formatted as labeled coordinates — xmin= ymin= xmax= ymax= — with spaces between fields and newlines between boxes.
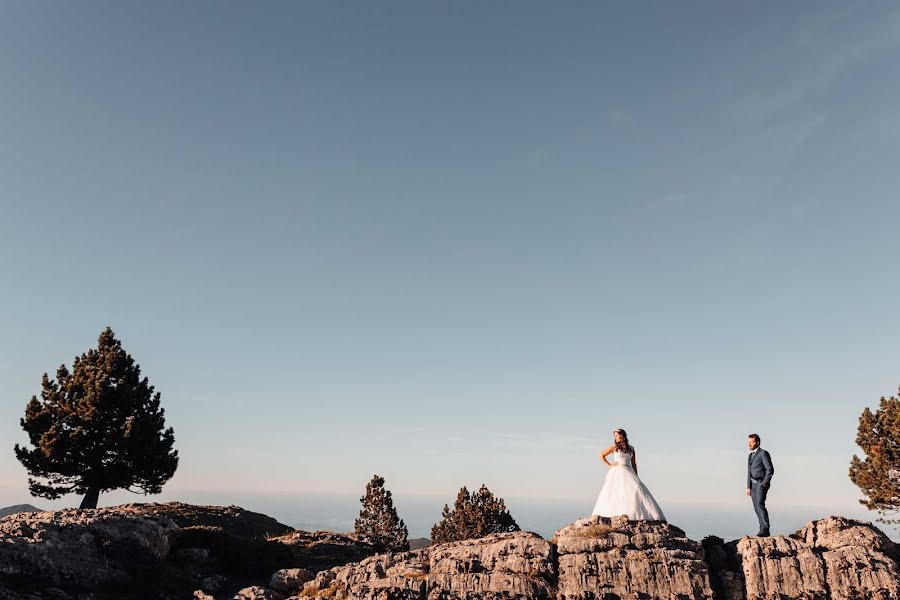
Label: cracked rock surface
xmin=710 ymin=516 xmax=900 ymax=600
xmin=2 ymin=504 xmax=898 ymax=600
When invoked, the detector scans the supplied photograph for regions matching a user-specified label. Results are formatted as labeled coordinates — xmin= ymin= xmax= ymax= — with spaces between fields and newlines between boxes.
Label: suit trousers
xmin=751 ymin=481 xmax=770 ymax=533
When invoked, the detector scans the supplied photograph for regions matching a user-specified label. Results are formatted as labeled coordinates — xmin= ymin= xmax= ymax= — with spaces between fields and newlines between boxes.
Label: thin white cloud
xmin=729 ymin=7 xmax=900 ymax=124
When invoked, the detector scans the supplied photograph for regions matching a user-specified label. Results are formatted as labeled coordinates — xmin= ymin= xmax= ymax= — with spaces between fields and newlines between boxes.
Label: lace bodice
xmin=611 ymin=450 xmax=634 ymax=469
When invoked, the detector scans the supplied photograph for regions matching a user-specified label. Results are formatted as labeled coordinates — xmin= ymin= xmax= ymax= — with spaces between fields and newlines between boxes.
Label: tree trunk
xmin=79 ymin=487 xmax=100 ymax=509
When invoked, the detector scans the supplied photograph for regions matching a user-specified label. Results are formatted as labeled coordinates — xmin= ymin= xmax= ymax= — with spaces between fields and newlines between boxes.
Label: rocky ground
xmin=703 ymin=515 xmax=900 ymax=600
xmin=0 ymin=502 xmax=380 ymax=600
xmin=1 ymin=502 xmax=898 ymax=599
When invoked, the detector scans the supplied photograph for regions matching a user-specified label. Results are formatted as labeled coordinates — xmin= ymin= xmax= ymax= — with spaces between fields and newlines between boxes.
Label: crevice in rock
xmin=813 ymin=521 xmax=832 ymax=600
xmin=701 ymin=536 xmax=745 ymax=600
xmin=549 ymin=538 xmax=559 ymax=585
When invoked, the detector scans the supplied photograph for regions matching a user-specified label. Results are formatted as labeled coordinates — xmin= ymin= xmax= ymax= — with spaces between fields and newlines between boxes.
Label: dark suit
xmin=747 ymin=448 xmax=774 ymax=534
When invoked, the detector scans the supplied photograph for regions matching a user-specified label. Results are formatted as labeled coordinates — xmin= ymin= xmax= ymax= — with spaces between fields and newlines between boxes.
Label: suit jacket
xmin=747 ymin=448 xmax=774 ymax=488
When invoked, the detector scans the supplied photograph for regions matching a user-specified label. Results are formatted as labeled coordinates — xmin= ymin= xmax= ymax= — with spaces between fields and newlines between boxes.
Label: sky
xmin=1 ymin=2 xmax=899 ymax=540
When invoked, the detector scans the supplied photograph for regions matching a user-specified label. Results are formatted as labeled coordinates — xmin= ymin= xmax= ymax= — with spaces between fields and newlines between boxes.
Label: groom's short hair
xmin=748 ymin=433 xmax=760 ymax=443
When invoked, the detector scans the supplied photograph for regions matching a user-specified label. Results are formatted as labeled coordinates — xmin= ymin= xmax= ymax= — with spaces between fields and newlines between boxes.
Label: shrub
xmin=430 ymin=484 xmax=519 ymax=544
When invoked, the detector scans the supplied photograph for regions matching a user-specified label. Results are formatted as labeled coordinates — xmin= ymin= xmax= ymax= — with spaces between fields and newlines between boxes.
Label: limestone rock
xmin=234 ymin=586 xmax=284 ymax=599
xmin=0 ymin=507 xmax=178 ymax=591
xmin=554 ymin=515 xmax=713 ymax=600
xmin=111 ymin=501 xmax=293 ymax=539
xmin=733 ymin=515 xmax=900 ymax=600
xmin=269 ymin=568 xmax=315 ymax=595
xmin=428 ymin=532 xmax=555 ymax=598
xmin=796 ymin=513 xmax=900 ymax=600
xmin=301 ymin=549 xmax=429 ymax=599
xmin=299 ymin=531 xmax=555 ymax=599
xmin=0 ymin=502 xmax=381 ymax=599
xmin=736 ymin=535 xmax=826 ymax=599
xmin=272 ymin=530 xmax=381 ymax=572
xmin=4 ymin=504 xmax=897 ymax=600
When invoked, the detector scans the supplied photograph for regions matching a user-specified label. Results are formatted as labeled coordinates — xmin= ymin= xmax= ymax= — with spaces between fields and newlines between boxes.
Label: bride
xmin=591 ymin=428 xmax=666 ymax=521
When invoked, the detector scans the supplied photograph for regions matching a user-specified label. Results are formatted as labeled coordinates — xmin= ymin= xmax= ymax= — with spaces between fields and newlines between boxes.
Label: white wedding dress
xmin=591 ymin=448 xmax=666 ymax=521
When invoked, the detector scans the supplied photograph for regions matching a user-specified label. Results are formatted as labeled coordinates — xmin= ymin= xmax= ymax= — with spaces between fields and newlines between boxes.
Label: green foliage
xmin=13 ymin=327 xmax=178 ymax=508
xmin=430 ymin=484 xmax=519 ymax=544
xmin=849 ymin=388 xmax=900 ymax=526
xmin=354 ymin=474 xmax=409 ymax=551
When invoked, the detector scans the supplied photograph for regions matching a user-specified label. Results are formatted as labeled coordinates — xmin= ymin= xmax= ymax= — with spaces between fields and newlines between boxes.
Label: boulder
xmin=299 ymin=531 xmax=555 ymax=599
xmin=427 ymin=532 xmax=555 ymax=598
xmin=234 ymin=586 xmax=284 ymax=600
xmin=736 ymin=516 xmax=900 ymax=600
xmin=554 ymin=515 xmax=714 ymax=600
xmin=300 ymin=550 xmax=429 ymax=599
xmin=0 ymin=507 xmax=177 ymax=591
xmin=269 ymin=568 xmax=315 ymax=595
xmin=736 ymin=535 xmax=827 ymax=599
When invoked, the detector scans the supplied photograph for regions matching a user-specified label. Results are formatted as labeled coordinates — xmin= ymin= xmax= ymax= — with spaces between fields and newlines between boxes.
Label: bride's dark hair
xmin=613 ymin=428 xmax=632 ymax=453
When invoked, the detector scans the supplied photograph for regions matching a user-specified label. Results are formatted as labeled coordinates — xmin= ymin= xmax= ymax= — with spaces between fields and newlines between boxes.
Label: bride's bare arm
xmin=600 ymin=444 xmax=615 ymax=467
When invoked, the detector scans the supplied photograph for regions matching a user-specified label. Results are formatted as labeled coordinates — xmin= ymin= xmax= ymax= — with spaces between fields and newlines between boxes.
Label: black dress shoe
xmin=757 ymin=530 xmax=770 ymax=537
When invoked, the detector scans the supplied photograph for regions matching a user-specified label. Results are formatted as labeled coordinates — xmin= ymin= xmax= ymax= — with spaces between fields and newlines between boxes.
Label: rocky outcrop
xmin=271 ymin=530 xmax=381 ymax=573
xmin=299 ymin=531 xmax=556 ymax=599
xmin=0 ymin=503 xmax=377 ymax=600
xmin=294 ymin=517 xmax=713 ymax=600
xmin=299 ymin=550 xmax=430 ymax=599
xmin=268 ymin=568 xmax=315 ymax=596
xmin=111 ymin=501 xmax=294 ymax=539
xmin=733 ymin=516 xmax=900 ymax=600
xmin=0 ymin=506 xmax=177 ymax=592
xmin=234 ymin=586 xmax=285 ymax=599
xmin=735 ymin=535 xmax=826 ymax=599
xmin=797 ymin=515 xmax=900 ymax=599
xmin=555 ymin=515 xmax=713 ymax=600
xmin=2 ymin=504 xmax=897 ymax=600
xmin=294 ymin=516 xmax=900 ymax=600
xmin=428 ymin=533 xmax=555 ymax=598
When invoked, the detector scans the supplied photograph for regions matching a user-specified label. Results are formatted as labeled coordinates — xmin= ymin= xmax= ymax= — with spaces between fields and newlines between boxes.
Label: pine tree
xmin=849 ymin=388 xmax=900 ymax=526
xmin=354 ymin=474 xmax=409 ymax=551
xmin=430 ymin=484 xmax=519 ymax=544
xmin=430 ymin=487 xmax=471 ymax=545
xmin=13 ymin=327 xmax=178 ymax=509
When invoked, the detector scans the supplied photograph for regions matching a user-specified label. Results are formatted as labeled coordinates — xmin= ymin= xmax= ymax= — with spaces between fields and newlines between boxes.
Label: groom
xmin=745 ymin=433 xmax=774 ymax=536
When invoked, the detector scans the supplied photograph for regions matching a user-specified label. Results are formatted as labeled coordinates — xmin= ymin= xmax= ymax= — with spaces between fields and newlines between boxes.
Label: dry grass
xmin=298 ymin=581 xmax=346 ymax=598
xmin=401 ymin=571 xmax=428 ymax=579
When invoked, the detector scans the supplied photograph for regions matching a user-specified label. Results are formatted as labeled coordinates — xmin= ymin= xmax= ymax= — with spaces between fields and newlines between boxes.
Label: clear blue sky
xmin=1 ymin=2 xmax=899 ymax=536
